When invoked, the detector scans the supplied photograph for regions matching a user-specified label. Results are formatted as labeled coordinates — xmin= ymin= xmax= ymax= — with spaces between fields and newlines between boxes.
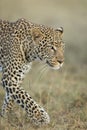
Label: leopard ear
xmin=32 ymin=28 xmax=44 ymax=43
xmin=55 ymin=27 xmax=64 ymax=37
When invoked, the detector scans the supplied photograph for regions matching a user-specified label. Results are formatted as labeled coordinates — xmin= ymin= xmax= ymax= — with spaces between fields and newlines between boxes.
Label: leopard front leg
xmin=1 ymin=64 xmax=50 ymax=126
xmin=12 ymin=87 xmax=50 ymax=126
xmin=1 ymin=93 xmax=14 ymax=117
xmin=2 ymin=86 xmax=50 ymax=126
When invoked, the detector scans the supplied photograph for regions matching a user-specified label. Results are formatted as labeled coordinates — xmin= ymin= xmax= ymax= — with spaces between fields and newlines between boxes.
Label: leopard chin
xmin=46 ymin=61 xmax=63 ymax=70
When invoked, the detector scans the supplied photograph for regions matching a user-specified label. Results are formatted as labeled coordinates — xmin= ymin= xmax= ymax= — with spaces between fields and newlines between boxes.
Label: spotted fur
xmin=0 ymin=18 xmax=64 ymax=126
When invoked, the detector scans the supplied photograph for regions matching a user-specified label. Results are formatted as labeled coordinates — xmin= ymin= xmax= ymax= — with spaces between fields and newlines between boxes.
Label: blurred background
xmin=0 ymin=0 xmax=87 ymax=130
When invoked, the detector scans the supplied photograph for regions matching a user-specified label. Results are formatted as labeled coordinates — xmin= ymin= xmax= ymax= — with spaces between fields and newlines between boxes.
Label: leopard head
xmin=32 ymin=26 xmax=64 ymax=70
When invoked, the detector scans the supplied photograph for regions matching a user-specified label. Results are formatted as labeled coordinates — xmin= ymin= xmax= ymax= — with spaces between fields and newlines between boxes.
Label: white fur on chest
xmin=20 ymin=62 xmax=32 ymax=79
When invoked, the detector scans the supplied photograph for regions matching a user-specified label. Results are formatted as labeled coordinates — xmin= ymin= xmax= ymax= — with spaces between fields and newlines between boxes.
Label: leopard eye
xmin=51 ymin=46 xmax=57 ymax=51
xmin=48 ymin=44 xmax=56 ymax=52
xmin=50 ymin=46 xmax=57 ymax=54
xmin=51 ymin=46 xmax=55 ymax=50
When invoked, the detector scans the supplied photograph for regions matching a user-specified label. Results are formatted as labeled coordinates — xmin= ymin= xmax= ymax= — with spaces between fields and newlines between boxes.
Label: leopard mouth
xmin=46 ymin=60 xmax=63 ymax=70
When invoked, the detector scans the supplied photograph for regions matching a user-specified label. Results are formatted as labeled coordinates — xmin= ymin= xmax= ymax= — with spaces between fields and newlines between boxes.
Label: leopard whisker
xmin=37 ymin=64 xmax=48 ymax=81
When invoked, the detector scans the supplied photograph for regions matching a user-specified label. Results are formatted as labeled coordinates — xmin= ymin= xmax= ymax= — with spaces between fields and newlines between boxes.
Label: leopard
xmin=0 ymin=18 xmax=64 ymax=126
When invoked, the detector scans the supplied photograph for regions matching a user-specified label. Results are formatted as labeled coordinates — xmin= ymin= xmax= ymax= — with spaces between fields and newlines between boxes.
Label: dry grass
xmin=0 ymin=64 xmax=87 ymax=130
